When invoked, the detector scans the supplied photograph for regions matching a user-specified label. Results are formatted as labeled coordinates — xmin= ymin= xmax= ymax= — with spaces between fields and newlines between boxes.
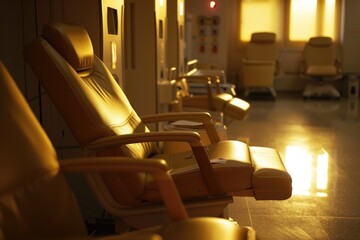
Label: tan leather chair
xmin=242 ymin=32 xmax=279 ymax=99
xmin=23 ymin=22 xmax=292 ymax=229
xmin=175 ymin=75 xmax=251 ymax=122
xmin=301 ymin=36 xmax=342 ymax=99
xmin=0 ymin=60 xmax=255 ymax=240
xmin=172 ymin=59 xmax=250 ymax=123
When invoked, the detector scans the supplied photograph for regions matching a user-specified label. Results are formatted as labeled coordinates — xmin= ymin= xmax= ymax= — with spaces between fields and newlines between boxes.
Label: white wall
xmin=185 ymin=0 xmax=228 ymax=70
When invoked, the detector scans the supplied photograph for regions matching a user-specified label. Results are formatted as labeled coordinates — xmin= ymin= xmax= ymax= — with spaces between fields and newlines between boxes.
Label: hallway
xmin=226 ymin=95 xmax=360 ymax=239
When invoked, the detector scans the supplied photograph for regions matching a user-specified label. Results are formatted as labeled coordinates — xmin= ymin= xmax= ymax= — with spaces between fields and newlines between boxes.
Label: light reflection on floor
xmin=285 ymin=146 xmax=329 ymax=197
xmin=226 ymin=95 xmax=360 ymax=240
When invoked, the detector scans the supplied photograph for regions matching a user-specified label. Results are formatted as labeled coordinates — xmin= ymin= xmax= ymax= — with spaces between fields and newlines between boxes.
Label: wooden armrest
xmin=60 ymin=157 xmax=188 ymax=222
xmin=85 ymin=131 xmax=203 ymax=151
xmin=84 ymin=131 xmax=223 ymax=196
xmin=176 ymin=75 xmax=222 ymax=95
xmin=141 ymin=112 xmax=221 ymax=143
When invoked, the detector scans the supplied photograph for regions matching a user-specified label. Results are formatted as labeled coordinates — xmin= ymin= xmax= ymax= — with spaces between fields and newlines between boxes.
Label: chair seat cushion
xmin=143 ymin=141 xmax=292 ymax=201
xmin=143 ymin=140 xmax=253 ymax=201
xmin=113 ymin=217 xmax=255 ymax=240
xmin=306 ymin=65 xmax=337 ymax=76
xmin=250 ymin=146 xmax=292 ymax=200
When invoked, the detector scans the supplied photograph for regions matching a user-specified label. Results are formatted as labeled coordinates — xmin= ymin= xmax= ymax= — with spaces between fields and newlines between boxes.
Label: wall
xmin=185 ymin=0 xmax=229 ymax=70
xmin=342 ymin=0 xmax=360 ymax=73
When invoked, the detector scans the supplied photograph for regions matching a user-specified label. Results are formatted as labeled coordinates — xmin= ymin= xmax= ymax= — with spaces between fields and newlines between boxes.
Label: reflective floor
xmin=226 ymin=94 xmax=360 ymax=240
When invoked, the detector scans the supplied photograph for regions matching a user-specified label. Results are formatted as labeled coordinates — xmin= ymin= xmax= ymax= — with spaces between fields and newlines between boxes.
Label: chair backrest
xmin=24 ymin=22 xmax=160 ymax=205
xmin=304 ymin=36 xmax=337 ymax=66
xmin=246 ymin=32 xmax=278 ymax=61
xmin=24 ymin=22 xmax=158 ymax=158
xmin=0 ymin=61 xmax=87 ymax=239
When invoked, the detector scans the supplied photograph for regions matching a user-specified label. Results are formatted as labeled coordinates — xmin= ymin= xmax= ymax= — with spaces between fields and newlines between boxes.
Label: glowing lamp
xmin=210 ymin=1 xmax=217 ymax=9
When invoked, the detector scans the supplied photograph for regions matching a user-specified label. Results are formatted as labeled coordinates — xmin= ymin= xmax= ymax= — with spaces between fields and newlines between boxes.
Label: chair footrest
xmin=222 ymin=98 xmax=250 ymax=120
xmin=250 ymin=146 xmax=292 ymax=200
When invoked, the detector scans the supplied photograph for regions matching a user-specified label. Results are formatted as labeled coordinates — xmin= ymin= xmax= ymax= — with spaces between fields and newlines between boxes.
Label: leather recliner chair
xmin=23 ymin=22 xmax=292 ymax=229
xmin=0 ymin=60 xmax=256 ymax=240
xmin=175 ymin=74 xmax=251 ymax=122
xmin=242 ymin=32 xmax=279 ymax=99
xmin=301 ymin=36 xmax=342 ymax=99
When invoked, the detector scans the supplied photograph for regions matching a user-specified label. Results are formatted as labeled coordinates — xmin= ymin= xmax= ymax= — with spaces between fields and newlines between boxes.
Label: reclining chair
xmin=185 ymin=59 xmax=235 ymax=95
xmin=175 ymin=75 xmax=251 ymax=122
xmin=23 ymin=22 xmax=292 ymax=229
xmin=301 ymin=36 xmax=342 ymax=99
xmin=242 ymin=32 xmax=279 ymax=100
xmin=0 ymin=60 xmax=255 ymax=240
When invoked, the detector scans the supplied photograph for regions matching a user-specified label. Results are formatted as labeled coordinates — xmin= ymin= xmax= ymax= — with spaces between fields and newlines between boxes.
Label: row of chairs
xmin=0 ymin=60 xmax=255 ymax=239
xmin=1 ymin=22 xmax=292 ymax=239
xmin=242 ymin=32 xmax=342 ymax=100
xmin=165 ymin=32 xmax=341 ymax=124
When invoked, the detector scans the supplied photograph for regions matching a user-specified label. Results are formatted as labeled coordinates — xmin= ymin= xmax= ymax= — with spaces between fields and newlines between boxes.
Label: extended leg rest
xmin=222 ymin=98 xmax=251 ymax=120
xmin=250 ymin=146 xmax=292 ymax=200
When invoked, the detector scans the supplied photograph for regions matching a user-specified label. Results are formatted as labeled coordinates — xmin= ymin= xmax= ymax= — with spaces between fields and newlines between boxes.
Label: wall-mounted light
xmin=209 ymin=0 xmax=217 ymax=9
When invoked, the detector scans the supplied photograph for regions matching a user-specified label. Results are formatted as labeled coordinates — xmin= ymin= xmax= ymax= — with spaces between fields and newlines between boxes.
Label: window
xmin=239 ymin=0 xmax=283 ymax=42
xmin=239 ymin=0 xmax=342 ymax=45
xmin=290 ymin=0 xmax=338 ymax=41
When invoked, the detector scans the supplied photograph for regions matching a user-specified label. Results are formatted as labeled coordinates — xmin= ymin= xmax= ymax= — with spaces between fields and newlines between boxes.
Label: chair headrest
xmin=251 ymin=32 xmax=276 ymax=43
xmin=308 ymin=36 xmax=333 ymax=47
xmin=42 ymin=22 xmax=94 ymax=71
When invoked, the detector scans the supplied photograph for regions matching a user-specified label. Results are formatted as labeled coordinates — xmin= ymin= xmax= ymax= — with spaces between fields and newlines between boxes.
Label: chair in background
xmin=23 ymin=22 xmax=292 ymax=229
xmin=0 ymin=60 xmax=255 ymax=240
xmin=175 ymin=74 xmax=251 ymax=123
xmin=185 ymin=59 xmax=236 ymax=95
xmin=242 ymin=32 xmax=279 ymax=100
xmin=301 ymin=36 xmax=342 ymax=99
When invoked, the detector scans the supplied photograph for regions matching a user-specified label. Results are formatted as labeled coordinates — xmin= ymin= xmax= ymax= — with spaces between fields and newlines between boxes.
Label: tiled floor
xmin=225 ymin=95 xmax=360 ymax=240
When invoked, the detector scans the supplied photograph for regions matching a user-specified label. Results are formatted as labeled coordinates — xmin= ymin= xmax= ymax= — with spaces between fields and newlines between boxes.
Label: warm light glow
xmin=239 ymin=0 xmax=282 ymax=41
xmin=179 ymin=1 xmax=184 ymax=16
xmin=285 ymin=146 xmax=312 ymax=196
xmin=289 ymin=0 xmax=337 ymax=41
xmin=111 ymin=41 xmax=117 ymax=69
xmin=210 ymin=1 xmax=216 ymax=9
xmin=316 ymin=150 xmax=329 ymax=190
xmin=229 ymin=98 xmax=250 ymax=111
xmin=289 ymin=0 xmax=317 ymax=41
xmin=323 ymin=0 xmax=336 ymax=37
xmin=239 ymin=0 xmax=339 ymax=43
xmin=159 ymin=0 xmax=164 ymax=7
xmin=285 ymin=146 xmax=329 ymax=197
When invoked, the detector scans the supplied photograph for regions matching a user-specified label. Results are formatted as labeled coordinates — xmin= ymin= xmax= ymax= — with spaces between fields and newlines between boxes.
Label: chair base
xmin=303 ymin=83 xmax=340 ymax=100
xmin=244 ymin=87 xmax=276 ymax=100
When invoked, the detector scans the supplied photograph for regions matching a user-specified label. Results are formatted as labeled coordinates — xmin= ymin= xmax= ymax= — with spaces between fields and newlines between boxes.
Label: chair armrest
xmin=84 ymin=131 xmax=223 ymax=195
xmin=85 ymin=131 xmax=203 ymax=151
xmin=60 ymin=157 xmax=188 ymax=222
xmin=177 ymin=75 xmax=217 ymax=96
xmin=141 ymin=112 xmax=221 ymax=143
xmin=177 ymin=75 xmax=221 ymax=89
